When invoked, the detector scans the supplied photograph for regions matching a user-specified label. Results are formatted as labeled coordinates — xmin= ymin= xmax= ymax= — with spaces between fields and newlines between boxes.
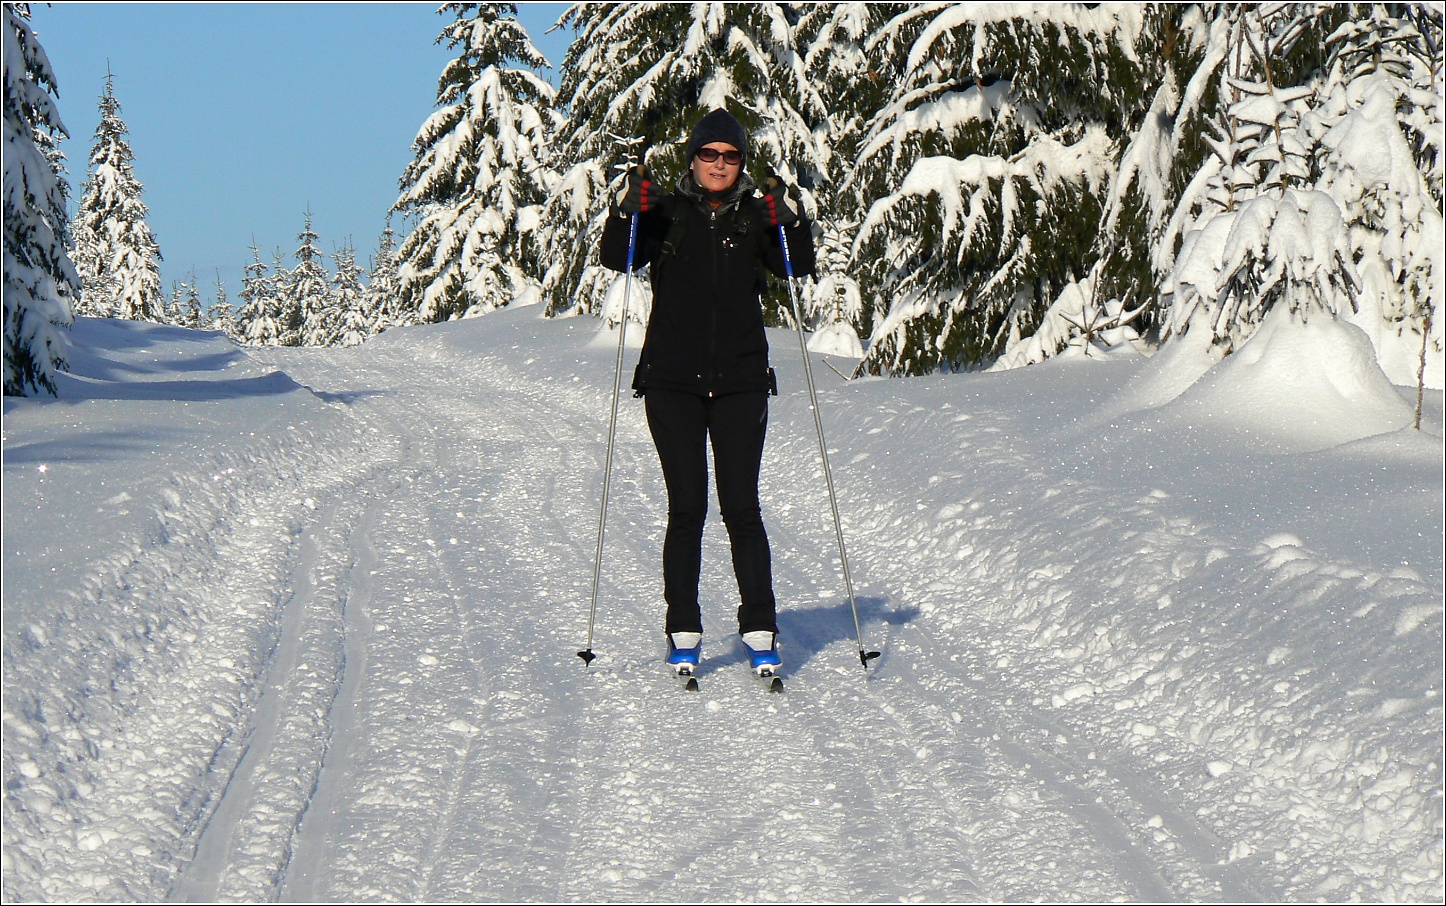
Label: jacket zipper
xmin=707 ymin=207 xmax=720 ymax=397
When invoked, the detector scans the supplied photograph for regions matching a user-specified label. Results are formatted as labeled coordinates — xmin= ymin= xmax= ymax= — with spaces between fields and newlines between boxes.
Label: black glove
xmin=762 ymin=175 xmax=802 ymax=227
xmin=614 ymin=165 xmax=657 ymax=214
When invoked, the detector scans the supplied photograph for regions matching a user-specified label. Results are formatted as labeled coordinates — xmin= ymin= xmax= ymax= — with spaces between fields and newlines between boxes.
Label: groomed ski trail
xmin=159 ymin=309 xmax=1354 ymax=903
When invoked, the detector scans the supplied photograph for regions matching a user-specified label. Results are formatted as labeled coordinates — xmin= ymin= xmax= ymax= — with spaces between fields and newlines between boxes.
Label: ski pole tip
xmin=860 ymin=650 xmax=881 ymax=669
xmin=577 ymin=649 xmax=597 ymax=667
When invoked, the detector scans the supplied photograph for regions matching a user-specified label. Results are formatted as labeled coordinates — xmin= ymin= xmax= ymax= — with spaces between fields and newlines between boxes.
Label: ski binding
xmin=673 ymin=662 xmax=700 ymax=691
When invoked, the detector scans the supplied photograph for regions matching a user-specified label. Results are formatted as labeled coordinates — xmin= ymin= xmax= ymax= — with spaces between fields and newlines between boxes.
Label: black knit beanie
xmin=684 ymin=108 xmax=748 ymax=164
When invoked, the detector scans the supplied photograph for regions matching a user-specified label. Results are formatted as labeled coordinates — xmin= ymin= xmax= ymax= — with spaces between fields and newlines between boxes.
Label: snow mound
xmin=806 ymin=321 xmax=864 ymax=359
xmin=1088 ymin=311 xmax=1221 ymax=424
xmin=598 ymin=272 xmax=651 ymax=328
xmin=1162 ymin=306 xmax=1413 ymax=452
xmin=586 ymin=318 xmax=646 ymax=350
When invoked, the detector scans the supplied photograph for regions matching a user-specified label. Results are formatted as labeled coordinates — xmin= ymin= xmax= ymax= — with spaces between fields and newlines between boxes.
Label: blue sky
xmin=31 ymin=2 xmax=574 ymax=302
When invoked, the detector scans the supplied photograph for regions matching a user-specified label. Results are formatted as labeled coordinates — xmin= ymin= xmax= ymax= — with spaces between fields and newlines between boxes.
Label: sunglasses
xmin=695 ymin=147 xmax=743 ymax=165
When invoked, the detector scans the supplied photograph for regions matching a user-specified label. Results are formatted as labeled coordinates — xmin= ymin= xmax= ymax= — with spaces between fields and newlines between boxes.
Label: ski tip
xmin=685 ymin=677 xmax=700 ymax=692
xmin=768 ymin=677 xmax=784 ymax=693
xmin=577 ymin=649 xmax=597 ymax=667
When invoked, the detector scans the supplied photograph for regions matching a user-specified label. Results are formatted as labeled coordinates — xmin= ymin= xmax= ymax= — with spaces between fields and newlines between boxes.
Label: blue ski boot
xmin=741 ymin=631 xmax=782 ymax=678
xmin=666 ymin=632 xmax=702 ymax=677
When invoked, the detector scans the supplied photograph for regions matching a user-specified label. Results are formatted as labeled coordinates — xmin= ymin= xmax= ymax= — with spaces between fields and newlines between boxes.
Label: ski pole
xmin=579 ymin=207 xmax=639 ymax=667
xmin=773 ymin=191 xmax=881 ymax=671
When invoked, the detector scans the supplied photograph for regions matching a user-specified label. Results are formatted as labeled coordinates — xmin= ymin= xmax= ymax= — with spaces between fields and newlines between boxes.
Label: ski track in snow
xmin=3 ymin=312 xmax=1440 ymax=903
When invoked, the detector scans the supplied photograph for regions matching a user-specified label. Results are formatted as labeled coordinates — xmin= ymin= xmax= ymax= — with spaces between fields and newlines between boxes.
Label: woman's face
xmin=691 ymin=141 xmax=742 ymax=193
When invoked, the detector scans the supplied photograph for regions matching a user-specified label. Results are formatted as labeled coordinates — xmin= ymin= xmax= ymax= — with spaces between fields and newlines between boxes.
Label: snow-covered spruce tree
xmin=367 ymin=223 xmax=409 ymax=335
xmin=30 ymin=118 xmax=79 ymax=318
xmin=993 ymin=6 xmax=1211 ymax=368
xmin=164 ymin=279 xmax=179 ymax=323
xmin=329 ymin=241 xmax=369 ymax=347
xmin=4 ymin=2 xmax=77 ymax=396
xmin=289 ymin=211 xmax=331 ymax=346
xmin=71 ymin=68 xmax=164 ymax=321
xmin=540 ymin=2 xmax=825 ymax=320
xmin=848 ymin=4 xmax=1156 ymax=375
xmin=801 ymin=218 xmax=866 ymax=356
xmin=793 ymin=3 xmax=902 ymax=346
xmin=394 ymin=2 xmax=560 ymax=322
xmin=171 ymin=271 xmax=203 ymax=329
xmin=208 ymin=268 xmax=236 ymax=339
xmin=235 ymin=243 xmax=283 ymax=346
xmin=1309 ymin=4 xmax=1443 ymax=390
xmin=1161 ymin=4 xmax=1363 ymax=357
xmin=270 ymin=246 xmax=292 ymax=330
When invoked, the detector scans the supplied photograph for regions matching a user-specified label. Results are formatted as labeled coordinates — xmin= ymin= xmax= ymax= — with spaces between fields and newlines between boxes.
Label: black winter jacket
xmin=600 ymin=174 xmax=816 ymax=397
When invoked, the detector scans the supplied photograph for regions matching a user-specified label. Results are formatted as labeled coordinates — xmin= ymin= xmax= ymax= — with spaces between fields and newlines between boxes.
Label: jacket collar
xmin=677 ymin=170 xmax=756 ymax=212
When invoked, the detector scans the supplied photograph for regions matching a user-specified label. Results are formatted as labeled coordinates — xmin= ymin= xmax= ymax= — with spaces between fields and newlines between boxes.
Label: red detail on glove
xmin=641 ymin=179 xmax=651 ymax=211
xmin=766 ymin=194 xmax=778 ymax=226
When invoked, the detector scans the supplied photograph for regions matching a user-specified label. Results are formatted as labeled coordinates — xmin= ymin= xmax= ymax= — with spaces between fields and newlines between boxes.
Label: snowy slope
xmin=3 ymin=310 xmax=1441 ymax=902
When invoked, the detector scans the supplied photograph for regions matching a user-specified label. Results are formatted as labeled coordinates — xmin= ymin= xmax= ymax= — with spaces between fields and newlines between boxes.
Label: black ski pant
xmin=644 ymin=388 xmax=777 ymax=636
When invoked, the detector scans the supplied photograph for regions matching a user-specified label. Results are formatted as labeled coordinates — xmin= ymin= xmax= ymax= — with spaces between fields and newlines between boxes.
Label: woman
xmin=600 ymin=108 xmax=816 ymax=677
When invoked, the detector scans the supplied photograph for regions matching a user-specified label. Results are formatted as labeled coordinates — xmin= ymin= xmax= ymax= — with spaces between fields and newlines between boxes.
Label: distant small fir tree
xmin=288 ymin=213 xmax=331 ymax=346
xmin=209 ymin=269 xmax=236 ymax=338
xmin=235 ymin=244 xmax=283 ymax=346
xmin=329 ymin=242 xmax=369 ymax=347
xmin=365 ymin=223 xmax=408 ymax=335
xmin=178 ymin=271 xmax=204 ymax=329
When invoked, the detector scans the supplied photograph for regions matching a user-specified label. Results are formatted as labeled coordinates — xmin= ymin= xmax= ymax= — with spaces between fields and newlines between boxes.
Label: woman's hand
xmin=763 ymin=175 xmax=802 ymax=227
xmin=614 ymin=165 xmax=657 ymax=214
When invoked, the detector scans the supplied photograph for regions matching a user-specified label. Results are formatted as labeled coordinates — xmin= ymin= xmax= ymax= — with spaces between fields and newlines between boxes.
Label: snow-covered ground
xmin=3 ymin=309 xmax=1441 ymax=902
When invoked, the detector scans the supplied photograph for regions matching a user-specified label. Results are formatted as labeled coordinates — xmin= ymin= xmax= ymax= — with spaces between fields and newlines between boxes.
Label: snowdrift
xmin=1098 ymin=305 xmax=1416 ymax=453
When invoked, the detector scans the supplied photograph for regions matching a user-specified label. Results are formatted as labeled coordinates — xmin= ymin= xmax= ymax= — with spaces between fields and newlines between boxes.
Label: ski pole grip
xmin=767 ymin=173 xmax=794 ymax=279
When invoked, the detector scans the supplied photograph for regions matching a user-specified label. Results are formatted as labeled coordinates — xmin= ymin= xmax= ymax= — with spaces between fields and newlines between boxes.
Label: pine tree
xmin=801 ymin=220 xmax=865 ymax=357
xmin=208 ymin=269 xmax=236 ymax=338
xmin=539 ymin=3 xmax=823 ymax=319
xmin=393 ymin=2 xmax=560 ymax=322
xmin=288 ymin=211 xmax=329 ymax=346
xmin=164 ymin=280 xmax=181 ymax=325
xmin=5 ymin=3 xmax=77 ymax=396
xmin=364 ymin=223 xmax=406 ymax=335
xmin=1160 ymin=5 xmax=1363 ymax=356
xmin=235 ymin=243 xmax=283 ymax=346
xmin=31 ymin=120 xmax=79 ymax=320
xmin=329 ymin=241 xmax=368 ymax=347
xmin=795 ymin=3 xmax=900 ymax=337
xmin=173 ymin=270 xmax=203 ymax=329
xmin=1310 ymin=4 xmax=1442 ymax=387
xmin=267 ymin=245 xmax=300 ymax=345
xmin=997 ymin=6 xmax=1210 ymax=368
xmin=848 ymin=4 xmax=1160 ymax=375
xmin=71 ymin=67 xmax=164 ymax=321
